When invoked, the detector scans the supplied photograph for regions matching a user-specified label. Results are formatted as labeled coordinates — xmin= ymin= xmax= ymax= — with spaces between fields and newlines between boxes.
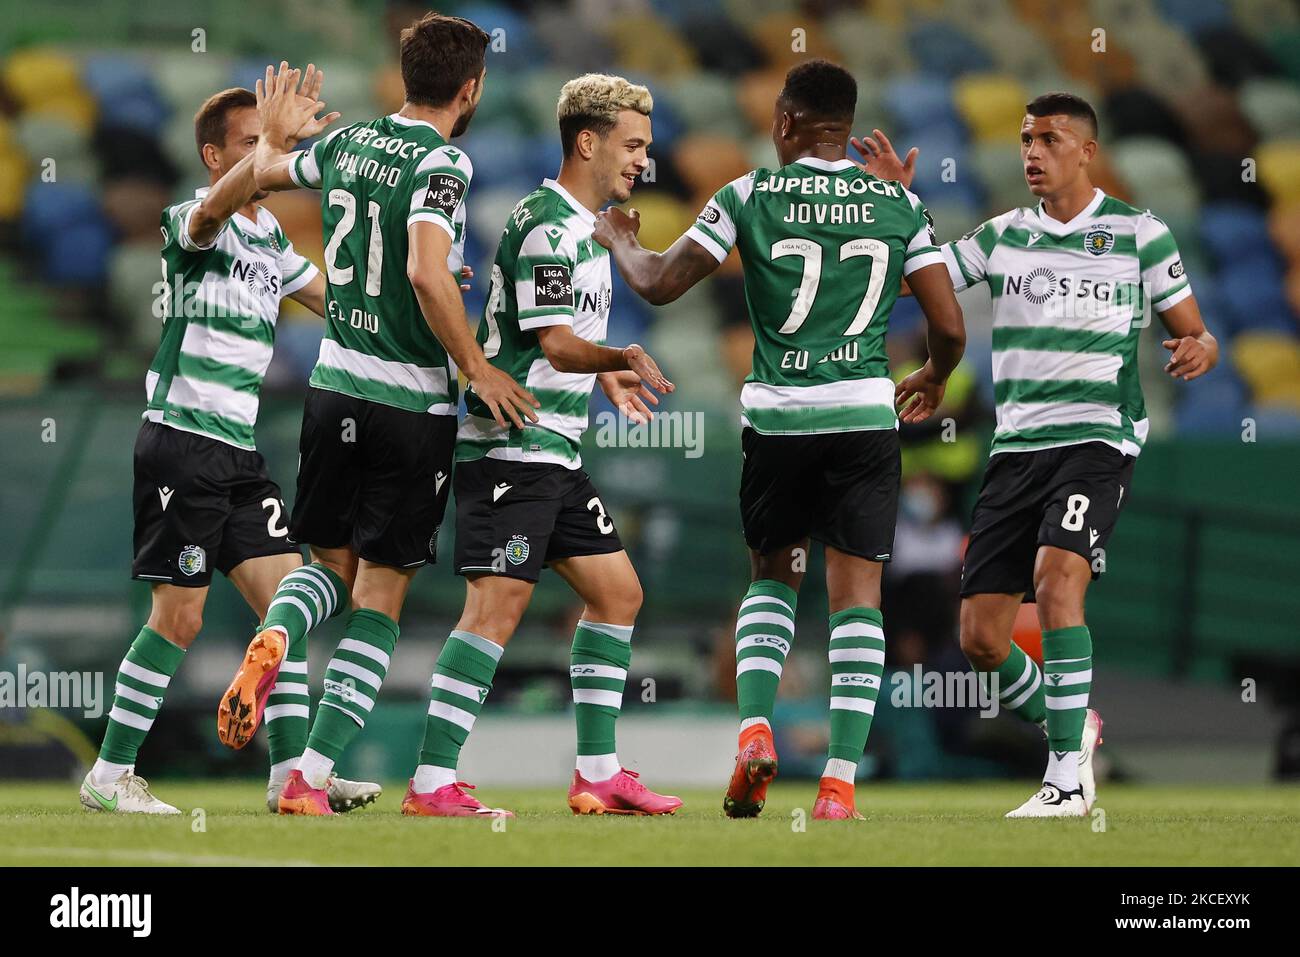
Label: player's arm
xmin=408 ymin=221 xmax=538 ymax=429
xmin=535 ymin=326 xmax=673 ymax=392
xmin=895 ymin=263 xmax=966 ymax=424
xmin=593 ymin=207 xmax=720 ymax=305
xmin=1157 ymin=296 xmax=1217 ymax=381
xmin=286 ymin=271 xmax=327 ymax=317
xmin=1136 ymin=212 xmax=1217 ymax=382
xmin=185 ymin=151 xmax=259 ymax=248
xmin=252 ymin=61 xmax=340 ymax=193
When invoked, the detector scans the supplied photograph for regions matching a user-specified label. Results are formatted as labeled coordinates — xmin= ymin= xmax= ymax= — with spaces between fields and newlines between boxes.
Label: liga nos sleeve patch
xmin=533 ymin=264 xmax=573 ymax=306
xmin=423 ymin=173 xmax=467 ymax=214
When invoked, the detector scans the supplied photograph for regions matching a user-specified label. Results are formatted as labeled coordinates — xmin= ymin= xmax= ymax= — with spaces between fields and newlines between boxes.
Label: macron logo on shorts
xmin=493 ymin=483 xmax=512 ymax=502
xmin=158 ymin=486 xmax=174 ymax=510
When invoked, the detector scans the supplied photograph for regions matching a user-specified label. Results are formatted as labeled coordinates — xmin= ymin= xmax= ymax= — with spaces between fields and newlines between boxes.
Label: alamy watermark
xmin=0 ymin=665 xmax=105 ymax=718
xmin=593 ymin=409 xmax=703 ymax=459
xmin=889 ymin=666 xmax=1000 ymax=718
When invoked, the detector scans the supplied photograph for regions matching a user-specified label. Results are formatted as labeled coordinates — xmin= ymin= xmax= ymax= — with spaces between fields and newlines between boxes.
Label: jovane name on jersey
xmin=781 ymin=341 xmax=861 ymax=371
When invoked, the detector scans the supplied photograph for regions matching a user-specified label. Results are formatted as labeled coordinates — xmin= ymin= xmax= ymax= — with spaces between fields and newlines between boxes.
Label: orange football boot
xmin=217 ymin=627 xmax=287 ymax=749
xmin=723 ymin=723 xmax=778 ymax=818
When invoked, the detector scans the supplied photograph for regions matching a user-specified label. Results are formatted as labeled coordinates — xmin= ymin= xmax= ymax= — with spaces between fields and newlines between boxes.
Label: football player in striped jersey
xmin=864 ymin=92 xmax=1217 ymax=817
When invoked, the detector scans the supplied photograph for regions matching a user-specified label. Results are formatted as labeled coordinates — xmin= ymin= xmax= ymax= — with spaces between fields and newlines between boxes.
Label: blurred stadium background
xmin=1 ymin=0 xmax=1298 ymax=791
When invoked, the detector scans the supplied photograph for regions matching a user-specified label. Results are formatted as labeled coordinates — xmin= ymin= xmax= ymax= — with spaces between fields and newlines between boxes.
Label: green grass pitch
xmin=1 ymin=780 xmax=1296 ymax=866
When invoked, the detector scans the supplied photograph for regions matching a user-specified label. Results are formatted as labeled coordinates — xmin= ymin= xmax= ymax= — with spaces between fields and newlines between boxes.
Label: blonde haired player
xmin=401 ymin=74 xmax=681 ymax=817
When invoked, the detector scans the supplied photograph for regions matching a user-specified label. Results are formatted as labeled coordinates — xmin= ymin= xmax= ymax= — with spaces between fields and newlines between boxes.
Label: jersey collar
xmin=1033 ymin=187 xmax=1105 ymax=235
xmin=194 ymin=186 xmax=262 ymax=231
xmin=388 ymin=111 xmax=446 ymax=139
xmin=541 ymin=178 xmax=596 ymax=226
xmin=792 ymin=156 xmax=856 ymax=173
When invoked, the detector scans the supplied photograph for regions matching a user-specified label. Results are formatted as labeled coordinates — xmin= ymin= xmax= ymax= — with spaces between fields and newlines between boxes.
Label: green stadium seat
xmin=1239 ymin=78 xmax=1300 ymax=142
xmin=1108 ymin=136 xmax=1201 ymax=219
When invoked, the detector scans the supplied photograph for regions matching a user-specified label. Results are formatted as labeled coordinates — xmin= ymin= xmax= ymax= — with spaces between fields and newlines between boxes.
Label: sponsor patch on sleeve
xmin=697 ymin=204 xmax=722 ymax=225
xmin=422 ymin=173 xmax=467 ymax=214
xmin=533 ymin=264 xmax=573 ymax=307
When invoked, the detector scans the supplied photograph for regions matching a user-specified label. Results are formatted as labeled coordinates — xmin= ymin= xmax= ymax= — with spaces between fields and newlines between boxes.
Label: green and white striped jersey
xmin=688 ymin=156 xmax=943 ymax=434
xmin=941 ymin=188 xmax=1191 ymax=457
xmin=145 ymin=188 xmax=318 ymax=450
xmin=457 ymin=179 xmax=610 ymax=469
xmin=289 ymin=113 xmax=472 ymax=415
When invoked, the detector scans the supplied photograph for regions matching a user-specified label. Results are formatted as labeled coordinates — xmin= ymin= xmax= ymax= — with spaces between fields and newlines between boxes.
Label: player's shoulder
xmin=1095 ymin=194 xmax=1169 ymax=235
xmin=511 ymin=186 xmax=581 ymax=254
xmin=414 ymin=139 xmax=473 ymax=178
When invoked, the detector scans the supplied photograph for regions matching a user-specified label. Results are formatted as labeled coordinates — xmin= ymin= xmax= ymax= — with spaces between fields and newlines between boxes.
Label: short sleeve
xmin=901 ymin=187 xmax=944 ymax=277
xmin=408 ymin=144 xmax=473 ymax=240
xmin=161 ymin=200 xmax=220 ymax=252
xmin=1136 ymin=211 xmax=1192 ymax=313
xmin=514 ymin=223 xmax=578 ymax=331
xmin=275 ymin=228 xmax=318 ymax=296
xmin=686 ymin=172 xmax=755 ymax=263
xmin=940 ymin=210 xmax=1013 ymax=291
xmin=287 ymin=127 xmax=349 ymax=190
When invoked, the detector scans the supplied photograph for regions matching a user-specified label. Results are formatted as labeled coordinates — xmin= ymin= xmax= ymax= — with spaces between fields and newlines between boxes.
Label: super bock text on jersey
xmin=454 ymin=179 xmax=623 ymax=582
xmin=133 ymin=191 xmax=313 ymax=585
xmin=283 ymin=114 xmax=471 ymax=567
xmin=945 ymin=189 xmax=1188 ymax=594
xmin=687 ymin=156 xmax=943 ymax=560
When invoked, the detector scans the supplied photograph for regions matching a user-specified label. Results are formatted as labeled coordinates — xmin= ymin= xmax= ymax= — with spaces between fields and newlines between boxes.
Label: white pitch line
xmin=5 ymin=846 xmax=322 ymax=867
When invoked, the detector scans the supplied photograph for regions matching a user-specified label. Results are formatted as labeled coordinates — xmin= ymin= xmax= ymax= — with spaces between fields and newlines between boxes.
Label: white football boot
xmin=1005 ymin=782 xmax=1088 ymax=818
xmin=1077 ymin=708 xmax=1104 ymax=811
xmin=80 ymin=771 xmax=181 ymax=815
xmin=267 ymin=775 xmax=382 ymax=813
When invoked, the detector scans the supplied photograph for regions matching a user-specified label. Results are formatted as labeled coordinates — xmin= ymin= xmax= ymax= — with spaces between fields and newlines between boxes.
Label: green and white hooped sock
xmin=734 ymin=580 xmax=797 ymax=729
xmin=825 ymin=607 xmax=886 ymax=777
xmin=1042 ymin=625 xmax=1093 ymax=791
xmin=570 ymin=620 xmax=633 ymax=781
xmin=981 ymin=640 xmax=1047 ymax=728
xmin=94 ymin=626 xmax=186 ymax=781
xmin=298 ymin=608 xmax=398 ymax=788
xmin=264 ymin=563 xmax=347 ymax=779
xmin=414 ymin=630 xmax=503 ymax=793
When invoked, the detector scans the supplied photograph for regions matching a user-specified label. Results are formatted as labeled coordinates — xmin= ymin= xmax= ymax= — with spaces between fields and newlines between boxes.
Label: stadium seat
xmin=1256 ymin=141 xmax=1300 ymax=205
xmin=1109 ymin=137 xmax=1200 ymax=219
xmin=906 ymin=21 xmax=994 ymax=79
xmin=1214 ymin=260 xmax=1295 ymax=334
xmin=1239 ymin=79 xmax=1300 ymax=142
xmin=81 ymin=55 xmax=169 ymax=135
xmin=662 ymin=72 xmax=751 ymax=142
xmin=1156 ymin=0 xmax=1232 ymax=34
xmin=821 ymin=11 xmax=915 ymax=83
xmin=1198 ymin=202 xmax=1273 ymax=265
xmin=1269 ymin=201 xmax=1300 ymax=265
xmin=1104 ymin=87 xmax=1188 ymax=148
xmin=883 ymin=74 xmax=961 ymax=133
xmin=1233 ymin=331 xmax=1300 ymax=409
xmin=953 ymin=74 xmax=1030 ymax=143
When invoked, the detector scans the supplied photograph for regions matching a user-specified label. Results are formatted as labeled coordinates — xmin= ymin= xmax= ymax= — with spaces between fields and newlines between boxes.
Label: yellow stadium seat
xmin=1258 ymin=141 xmax=1300 ymax=205
xmin=604 ymin=14 xmax=695 ymax=78
xmin=1 ymin=48 xmax=82 ymax=111
xmin=1269 ymin=201 xmax=1300 ymax=266
xmin=0 ymin=148 xmax=30 ymax=221
xmin=954 ymin=74 xmax=1031 ymax=143
xmin=625 ymin=193 xmax=694 ymax=257
xmin=1233 ymin=331 xmax=1300 ymax=410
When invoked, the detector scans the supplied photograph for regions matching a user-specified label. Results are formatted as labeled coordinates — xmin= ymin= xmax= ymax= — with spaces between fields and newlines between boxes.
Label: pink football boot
xmin=400 ymin=780 xmax=514 ymax=818
xmin=811 ymin=776 xmax=865 ymax=820
xmin=277 ymin=769 xmax=334 ymax=816
xmin=568 ymin=768 xmax=683 ymax=815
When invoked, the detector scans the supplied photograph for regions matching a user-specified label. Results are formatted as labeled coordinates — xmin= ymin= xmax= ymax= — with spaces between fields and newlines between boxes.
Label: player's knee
xmin=155 ymin=606 xmax=203 ymax=647
xmin=1033 ymin=575 xmax=1085 ymax=630
xmin=958 ymin=610 xmax=1003 ymax=668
